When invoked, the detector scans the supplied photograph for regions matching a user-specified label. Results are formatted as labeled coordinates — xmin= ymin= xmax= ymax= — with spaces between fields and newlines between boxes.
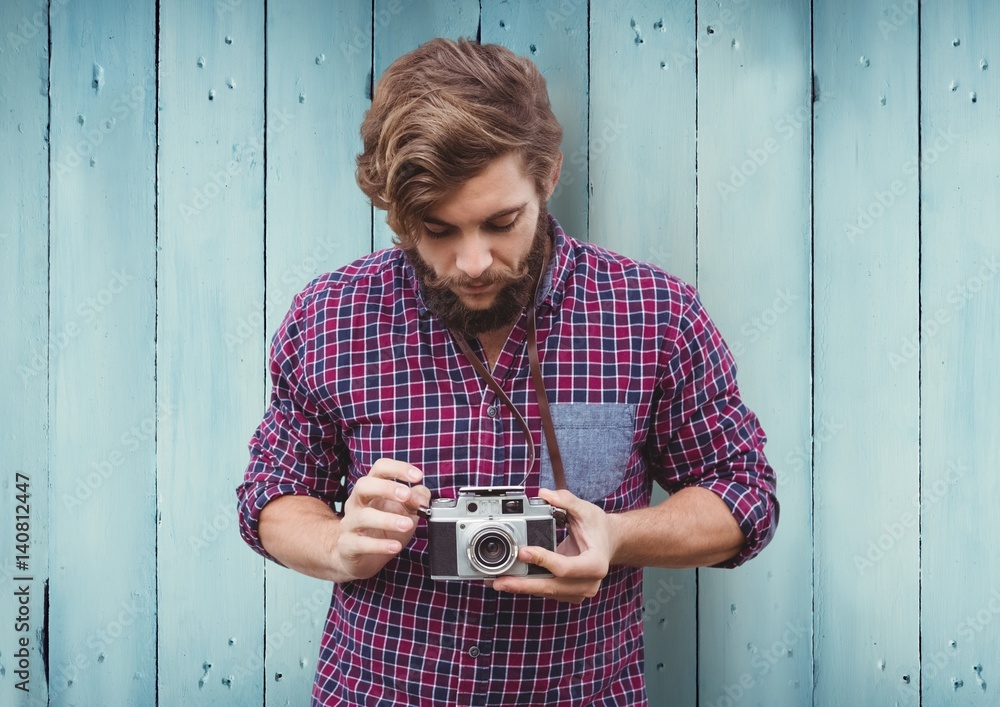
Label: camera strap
xmin=452 ymin=265 xmax=566 ymax=491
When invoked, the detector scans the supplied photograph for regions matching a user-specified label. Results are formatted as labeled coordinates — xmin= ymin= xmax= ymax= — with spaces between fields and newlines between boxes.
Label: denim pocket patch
xmin=539 ymin=403 xmax=636 ymax=502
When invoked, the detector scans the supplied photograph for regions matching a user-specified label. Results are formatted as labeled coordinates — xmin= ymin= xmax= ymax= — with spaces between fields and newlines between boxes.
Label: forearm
xmin=258 ymin=494 xmax=348 ymax=583
xmin=608 ymin=486 xmax=745 ymax=568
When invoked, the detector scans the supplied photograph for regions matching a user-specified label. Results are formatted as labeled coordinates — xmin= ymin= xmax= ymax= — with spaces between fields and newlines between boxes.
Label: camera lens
xmin=468 ymin=526 xmax=517 ymax=575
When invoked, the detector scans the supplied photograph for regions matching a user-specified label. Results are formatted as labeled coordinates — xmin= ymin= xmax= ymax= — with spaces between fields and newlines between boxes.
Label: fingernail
xmin=396 ymin=517 xmax=411 ymax=531
xmin=408 ymin=467 xmax=421 ymax=481
xmin=395 ymin=486 xmax=410 ymax=501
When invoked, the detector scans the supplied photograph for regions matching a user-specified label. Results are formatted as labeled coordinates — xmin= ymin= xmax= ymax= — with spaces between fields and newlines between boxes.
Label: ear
xmin=543 ymin=153 xmax=563 ymax=201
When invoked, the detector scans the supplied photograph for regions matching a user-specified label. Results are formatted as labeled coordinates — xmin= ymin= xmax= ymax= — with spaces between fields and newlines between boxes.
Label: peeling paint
xmin=981 ymin=58 xmax=989 ymax=70
xmin=630 ymin=18 xmax=644 ymax=45
xmin=92 ymin=63 xmax=105 ymax=93
xmin=315 ymin=53 xmax=326 ymax=65
xmin=197 ymin=56 xmax=206 ymax=68
xmin=198 ymin=661 xmax=212 ymax=688
xmin=973 ymin=664 xmax=986 ymax=691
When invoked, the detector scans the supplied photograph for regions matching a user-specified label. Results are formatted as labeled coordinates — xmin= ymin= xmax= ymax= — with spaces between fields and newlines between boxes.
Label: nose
xmin=454 ymin=232 xmax=492 ymax=280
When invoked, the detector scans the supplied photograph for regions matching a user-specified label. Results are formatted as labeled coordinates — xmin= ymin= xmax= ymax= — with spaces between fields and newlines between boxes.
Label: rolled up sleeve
xmin=649 ymin=290 xmax=779 ymax=567
xmin=236 ymin=291 xmax=346 ymax=561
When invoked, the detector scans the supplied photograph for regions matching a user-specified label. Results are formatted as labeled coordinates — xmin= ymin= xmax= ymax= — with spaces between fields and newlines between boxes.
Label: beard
xmin=405 ymin=206 xmax=551 ymax=337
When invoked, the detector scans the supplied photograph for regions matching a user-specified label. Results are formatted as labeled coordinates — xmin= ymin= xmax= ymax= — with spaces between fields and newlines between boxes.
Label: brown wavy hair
xmin=356 ymin=38 xmax=563 ymax=246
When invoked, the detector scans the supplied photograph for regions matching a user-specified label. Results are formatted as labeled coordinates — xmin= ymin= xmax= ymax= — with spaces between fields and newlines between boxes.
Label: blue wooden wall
xmin=1 ymin=1 xmax=997 ymax=705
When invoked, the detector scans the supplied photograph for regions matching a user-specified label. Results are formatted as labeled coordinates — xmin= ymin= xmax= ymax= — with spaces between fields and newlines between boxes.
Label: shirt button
xmin=468 ymin=646 xmax=480 ymax=658
xmin=486 ymin=406 xmax=498 ymax=418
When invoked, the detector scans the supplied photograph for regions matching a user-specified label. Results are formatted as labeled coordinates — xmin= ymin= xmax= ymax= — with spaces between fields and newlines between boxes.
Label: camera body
xmin=425 ymin=486 xmax=564 ymax=580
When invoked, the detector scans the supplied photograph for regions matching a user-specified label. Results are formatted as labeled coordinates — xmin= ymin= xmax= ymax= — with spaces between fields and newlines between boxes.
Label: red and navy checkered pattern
xmin=237 ymin=216 xmax=778 ymax=706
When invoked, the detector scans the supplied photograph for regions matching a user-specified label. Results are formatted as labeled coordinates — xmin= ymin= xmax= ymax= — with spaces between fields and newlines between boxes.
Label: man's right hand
xmin=258 ymin=458 xmax=430 ymax=584
xmin=333 ymin=458 xmax=431 ymax=581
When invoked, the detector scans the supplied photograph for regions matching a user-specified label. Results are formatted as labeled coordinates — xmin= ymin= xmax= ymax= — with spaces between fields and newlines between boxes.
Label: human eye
xmin=485 ymin=213 xmax=519 ymax=233
xmin=423 ymin=221 xmax=454 ymax=238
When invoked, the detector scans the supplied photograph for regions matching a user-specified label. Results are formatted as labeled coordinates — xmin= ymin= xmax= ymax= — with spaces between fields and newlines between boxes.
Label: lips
xmin=457 ymin=282 xmax=493 ymax=295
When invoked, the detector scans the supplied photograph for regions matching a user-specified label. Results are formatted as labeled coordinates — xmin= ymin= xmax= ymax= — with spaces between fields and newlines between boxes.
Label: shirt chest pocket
xmin=539 ymin=403 xmax=636 ymax=502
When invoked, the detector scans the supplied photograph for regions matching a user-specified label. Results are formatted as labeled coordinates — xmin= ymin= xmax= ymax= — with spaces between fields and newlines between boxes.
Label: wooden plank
xmin=0 ymin=1 xmax=49 ymax=704
xmin=156 ymin=0 xmax=265 ymax=703
xmin=262 ymin=1 xmax=371 ymax=703
xmin=481 ymin=0 xmax=589 ymax=243
xmin=696 ymin=1 xmax=814 ymax=706
xmin=588 ymin=4 xmax=698 ymax=706
xmin=919 ymin=2 xmax=1000 ymax=705
xmin=371 ymin=0 xmax=481 ymax=251
xmin=46 ymin=0 xmax=157 ymax=703
xmin=812 ymin=0 xmax=920 ymax=703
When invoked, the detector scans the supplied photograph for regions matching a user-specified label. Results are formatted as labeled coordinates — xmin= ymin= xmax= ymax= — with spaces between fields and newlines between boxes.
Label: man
xmin=238 ymin=37 xmax=778 ymax=706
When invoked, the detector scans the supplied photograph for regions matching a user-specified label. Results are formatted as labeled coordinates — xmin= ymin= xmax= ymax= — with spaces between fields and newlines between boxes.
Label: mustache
xmin=419 ymin=260 xmax=532 ymax=290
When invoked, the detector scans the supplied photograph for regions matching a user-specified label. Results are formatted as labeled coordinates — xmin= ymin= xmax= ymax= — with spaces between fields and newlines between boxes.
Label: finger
xmin=350 ymin=476 xmax=419 ymax=509
xmin=490 ymin=576 xmax=594 ymax=604
xmin=518 ymin=545 xmax=602 ymax=580
xmin=343 ymin=505 xmax=416 ymax=536
xmin=369 ymin=458 xmax=423 ymax=484
xmin=537 ymin=487 xmax=590 ymax=518
xmin=339 ymin=532 xmax=405 ymax=558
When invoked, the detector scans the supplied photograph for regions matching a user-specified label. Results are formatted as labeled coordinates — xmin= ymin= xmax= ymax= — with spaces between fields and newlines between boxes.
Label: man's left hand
xmin=490 ymin=488 xmax=618 ymax=604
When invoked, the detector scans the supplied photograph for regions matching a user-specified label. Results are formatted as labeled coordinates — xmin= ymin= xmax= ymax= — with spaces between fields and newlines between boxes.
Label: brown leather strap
xmin=527 ymin=302 xmax=566 ymax=490
xmin=454 ymin=335 xmax=537 ymax=479
xmin=450 ymin=258 xmax=565 ymax=490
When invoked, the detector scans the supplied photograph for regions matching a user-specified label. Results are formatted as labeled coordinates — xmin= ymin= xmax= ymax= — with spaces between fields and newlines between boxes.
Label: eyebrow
xmin=423 ymin=203 xmax=527 ymax=227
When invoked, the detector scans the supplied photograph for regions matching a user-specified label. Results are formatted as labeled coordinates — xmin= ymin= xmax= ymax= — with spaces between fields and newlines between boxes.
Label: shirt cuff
xmin=236 ymin=473 xmax=332 ymax=565
xmin=699 ymin=479 xmax=779 ymax=568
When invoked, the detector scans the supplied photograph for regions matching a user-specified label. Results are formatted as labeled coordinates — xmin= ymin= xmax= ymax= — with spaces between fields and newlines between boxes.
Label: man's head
xmin=356 ymin=38 xmax=564 ymax=336
xmin=356 ymin=37 xmax=563 ymax=246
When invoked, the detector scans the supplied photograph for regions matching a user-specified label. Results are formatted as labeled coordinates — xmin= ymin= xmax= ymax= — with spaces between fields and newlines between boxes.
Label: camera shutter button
xmin=468 ymin=646 xmax=480 ymax=658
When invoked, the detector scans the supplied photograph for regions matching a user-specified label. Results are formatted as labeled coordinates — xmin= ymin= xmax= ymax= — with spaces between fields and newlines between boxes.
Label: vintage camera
xmin=422 ymin=486 xmax=567 ymax=580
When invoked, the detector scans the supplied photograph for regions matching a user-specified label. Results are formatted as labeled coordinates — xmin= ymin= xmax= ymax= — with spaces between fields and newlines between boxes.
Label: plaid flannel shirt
xmin=238 ymin=216 xmax=778 ymax=706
